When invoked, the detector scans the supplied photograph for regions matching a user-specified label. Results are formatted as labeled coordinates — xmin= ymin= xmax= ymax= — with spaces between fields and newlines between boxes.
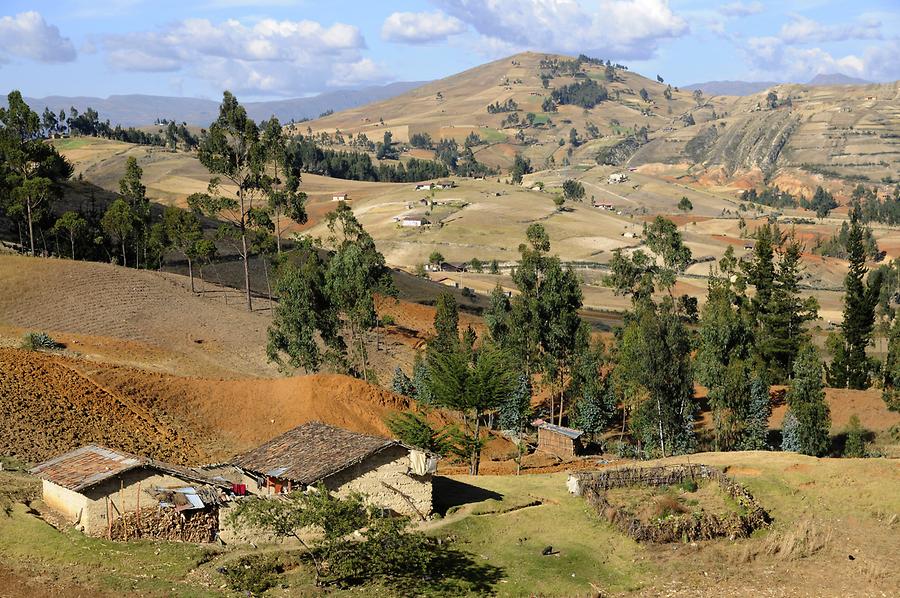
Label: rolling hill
xmin=3 ymin=82 xmax=424 ymax=127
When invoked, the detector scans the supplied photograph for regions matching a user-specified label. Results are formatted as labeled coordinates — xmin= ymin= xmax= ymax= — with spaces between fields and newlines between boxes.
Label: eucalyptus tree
xmin=53 ymin=210 xmax=87 ymax=259
xmin=261 ymin=117 xmax=307 ymax=253
xmin=0 ymin=91 xmax=72 ymax=256
xmin=190 ymin=91 xmax=272 ymax=310
xmin=162 ymin=205 xmax=204 ymax=292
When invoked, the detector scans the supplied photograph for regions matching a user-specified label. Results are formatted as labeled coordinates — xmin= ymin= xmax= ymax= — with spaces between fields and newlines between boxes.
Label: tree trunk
xmin=121 ymin=239 xmax=127 ymax=267
xmin=26 ymin=200 xmax=35 ymax=256
xmin=656 ymin=396 xmax=666 ymax=457
xmin=187 ymin=257 xmax=195 ymax=293
xmin=275 ymin=211 xmax=282 ymax=254
xmin=241 ymin=234 xmax=252 ymax=311
xmin=70 ymin=230 xmax=76 ymax=260
xmin=471 ymin=411 xmax=482 ymax=475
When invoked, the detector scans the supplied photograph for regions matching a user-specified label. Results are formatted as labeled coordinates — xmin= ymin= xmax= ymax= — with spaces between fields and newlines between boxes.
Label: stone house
xmin=536 ymin=423 xmax=584 ymax=458
xmin=401 ymin=215 xmax=431 ymax=227
xmin=30 ymin=445 xmax=231 ymax=538
xmin=230 ymin=421 xmax=437 ymax=519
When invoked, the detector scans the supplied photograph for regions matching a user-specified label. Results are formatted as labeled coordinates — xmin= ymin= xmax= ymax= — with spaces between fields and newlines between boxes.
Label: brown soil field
xmin=0 ymin=254 xmax=277 ymax=378
xmin=0 ymin=347 xmax=410 ymax=466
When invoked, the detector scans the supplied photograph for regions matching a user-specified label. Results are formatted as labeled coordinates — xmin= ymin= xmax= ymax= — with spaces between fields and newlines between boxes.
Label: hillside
xmin=0 ymin=346 xmax=410 ymax=465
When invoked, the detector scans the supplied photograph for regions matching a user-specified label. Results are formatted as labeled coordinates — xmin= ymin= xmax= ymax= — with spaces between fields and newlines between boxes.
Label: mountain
xmin=5 ymin=82 xmax=425 ymax=127
xmin=807 ymin=73 xmax=872 ymax=86
xmin=682 ymin=80 xmax=780 ymax=96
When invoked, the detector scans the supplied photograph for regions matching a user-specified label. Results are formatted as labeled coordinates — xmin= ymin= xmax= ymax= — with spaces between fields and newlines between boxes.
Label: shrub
xmin=380 ymin=314 xmax=396 ymax=327
xmin=220 ymin=554 xmax=284 ymax=595
xmin=21 ymin=332 xmax=64 ymax=351
xmin=843 ymin=414 xmax=867 ymax=457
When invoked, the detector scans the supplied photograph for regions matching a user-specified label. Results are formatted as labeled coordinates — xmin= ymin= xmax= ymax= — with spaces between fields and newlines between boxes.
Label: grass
xmin=0 ymin=503 xmax=220 ymax=596
xmin=51 ymin=137 xmax=96 ymax=151
xmin=478 ymin=127 xmax=508 ymax=144
xmin=431 ymin=474 xmax=648 ymax=596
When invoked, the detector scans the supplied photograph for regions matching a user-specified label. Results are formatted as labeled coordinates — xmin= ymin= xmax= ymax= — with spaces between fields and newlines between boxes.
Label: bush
xmin=21 ymin=332 xmax=64 ymax=351
xmin=843 ymin=414 xmax=867 ymax=457
xmin=781 ymin=410 xmax=801 ymax=452
xmin=220 ymin=554 xmax=285 ymax=595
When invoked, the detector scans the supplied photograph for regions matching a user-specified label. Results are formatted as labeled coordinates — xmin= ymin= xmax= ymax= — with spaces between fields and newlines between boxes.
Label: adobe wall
xmin=324 ymin=446 xmax=433 ymax=518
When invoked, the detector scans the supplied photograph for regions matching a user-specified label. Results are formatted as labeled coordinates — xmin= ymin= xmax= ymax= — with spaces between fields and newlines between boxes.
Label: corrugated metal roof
xmin=539 ymin=423 xmax=584 ymax=439
xmin=231 ymin=421 xmax=399 ymax=485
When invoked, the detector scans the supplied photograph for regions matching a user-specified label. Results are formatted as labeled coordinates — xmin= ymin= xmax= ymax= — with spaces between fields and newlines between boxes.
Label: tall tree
xmin=785 ymin=343 xmax=830 ymax=456
xmin=267 ymin=241 xmax=343 ymax=372
xmin=52 ymin=210 xmax=86 ymax=259
xmin=427 ymin=342 xmax=517 ymax=475
xmin=190 ymin=91 xmax=272 ymax=311
xmin=119 ymin=156 xmax=149 ymax=268
xmin=261 ymin=117 xmax=307 ymax=253
xmin=828 ymin=206 xmax=881 ymax=389
xmin=101 ymin=198 xmax=134 ymax=266
xmin=324 ymin=202 xmax=395 ymax=380
xmin=0 ymin=91 xmax=72 ymax=256
xmin=432 ymin=293 xmax=460 ymax=355
xmin=162 ymin=205 xmax=203 ymax=292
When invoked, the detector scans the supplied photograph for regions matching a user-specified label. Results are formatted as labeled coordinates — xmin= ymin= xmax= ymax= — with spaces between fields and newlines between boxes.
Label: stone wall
xmin=324 ymin=446 xmax=432 ymax=519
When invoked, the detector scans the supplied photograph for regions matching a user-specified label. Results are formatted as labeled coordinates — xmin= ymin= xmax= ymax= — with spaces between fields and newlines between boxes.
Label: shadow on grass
xmin=432 ymin=476 xmax=503 ymax=516
xmin=390 ymin=545 xmax=505 ymax=596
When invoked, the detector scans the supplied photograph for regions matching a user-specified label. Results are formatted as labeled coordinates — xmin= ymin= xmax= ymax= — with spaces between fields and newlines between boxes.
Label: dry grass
xmin=737 ymin=518 xmax=831 ymax=563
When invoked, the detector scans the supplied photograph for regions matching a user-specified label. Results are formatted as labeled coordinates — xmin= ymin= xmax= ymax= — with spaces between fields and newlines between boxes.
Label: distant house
xmin=230 ymin=422 xmax=437 ymax=518
xmin=332 ymin=192 xmax=349 ymax=202
xmin=30 ymin=445 xmax=231 ymax=539
xmin=536 ymin=423 xmax=584 ymax=458
xmin=415 ymin=183 xmax=434 ymax=191
xmin=434 ymin=277 xmax=459 ymax=288
xmin=440 ymin=261 xmax=467 ymax=273
xmin=434 ymin=180 xmax=457 ymax=190
xmin=402 ymin=215 xmax=431 ymax=227
xmin=607 ymin=173 xmax=628 ymax=184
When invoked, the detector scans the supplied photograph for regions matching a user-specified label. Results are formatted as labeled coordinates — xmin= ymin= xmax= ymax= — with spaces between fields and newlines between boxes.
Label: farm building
xmin=30 ymin=445 xmax=231 ymax=539
xmin=536 ymin=423 xmax=584 ymax=458
xmin=434 ymin=180 xmax=457 ymax=189
xmin=434 ymin=276 xmax=459 ymax=288
xmin=607 ymin=173 xmax=628 ymax=184
xmin=332 ymin=192 xmax=349 ymax=201
xmin=401 ymin=215 xmax=431 ymax=227
xmin=415 ymin=182 xmax=433 ymax=191
xmin=439 ymin=261 xmax=467 ymax=273
xmin=230 ymin=422 xmax=437 ymax=519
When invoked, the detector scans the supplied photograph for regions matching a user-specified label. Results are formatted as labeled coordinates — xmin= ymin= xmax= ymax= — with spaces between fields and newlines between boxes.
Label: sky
xmin=0 ymin=0 xmax=897 ymax=101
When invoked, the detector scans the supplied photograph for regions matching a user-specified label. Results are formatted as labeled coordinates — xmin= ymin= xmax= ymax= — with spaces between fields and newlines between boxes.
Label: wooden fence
xmin=571 ymin=465 xmax=771 ymax=543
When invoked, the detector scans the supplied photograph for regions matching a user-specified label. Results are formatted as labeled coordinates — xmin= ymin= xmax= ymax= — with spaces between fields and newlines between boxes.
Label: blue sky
xmin=0 ymin=0 xmax=897 ymax=100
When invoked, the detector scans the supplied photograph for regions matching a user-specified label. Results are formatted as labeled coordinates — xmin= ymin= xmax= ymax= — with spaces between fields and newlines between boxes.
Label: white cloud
xmin=718 ymin=2 xmax=764 ymax=17
xmin=381 ymin=10 xmax=468 ymax=44
xmin=779 ymin=15 xmax=882 ymax=44
xmin=431 ymin=0 xmax=688 ymax=60
xmin=328 ymin=58 xmax=393 ymax=87
xmin=101 ymin=17 xmax=379 ymax=95
xmin=742 ymin=36 xmax=899 ymax=81
xmin=0 ymin=11 xmax=76 ymax=63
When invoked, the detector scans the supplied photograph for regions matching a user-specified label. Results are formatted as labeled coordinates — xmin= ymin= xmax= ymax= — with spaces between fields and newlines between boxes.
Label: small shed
xmin=402 ymin=215 xmax=431 ymax=227
xmin=434 ymin=180 xmax=457 ymax=189
xmin=332 ymin=192 xmax=349 ymax=202
xmin=537 ymin=423 xmax=584 ymax=458
xmin=230 ymin=422 xmax=437 ymax=518
xmin=30 ymin=445 xmax=230 ymax=538
xmin=415 ymin=182 xmax=433 ymax=191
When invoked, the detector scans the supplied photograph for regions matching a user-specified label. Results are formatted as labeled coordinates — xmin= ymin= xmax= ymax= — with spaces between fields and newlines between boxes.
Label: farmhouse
xmin=536 ymin=423 xmax=584 ymax=458
xmin=434 ymin=180 xmax=457 ymax=190
xmin=434 ymin=277 xmax=459 ymax=288
xmin=332 ymin=191 xmax=349 ymax=201
xmin=30 ymin=445 xmax=230 ymax=538
xmin=230 ymin=421 xmax=437 ymax=518
xmin=607 ymin=173 xmax=628 ymax=184
xmin=415 ymin=182 xmax=433 ymax=191
xmin=401 ymin=215 xmax=431 ymax=227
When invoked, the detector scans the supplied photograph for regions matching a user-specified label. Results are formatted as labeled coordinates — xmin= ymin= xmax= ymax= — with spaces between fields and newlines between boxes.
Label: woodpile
xmin=573 ymin=465 xmax=771 ymax=544
xmin=109 ymin=507 xmax=219 ymax=543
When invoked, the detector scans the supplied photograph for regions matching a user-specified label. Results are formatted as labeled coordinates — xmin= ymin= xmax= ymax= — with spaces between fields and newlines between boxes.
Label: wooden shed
xmin=537 ymin=423 xmax=584 ymax=458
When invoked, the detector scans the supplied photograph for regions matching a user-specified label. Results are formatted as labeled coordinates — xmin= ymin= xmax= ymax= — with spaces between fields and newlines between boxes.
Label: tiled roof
xmin=230 ymin=421 xmax=399 ymax=485
xmin=539 ymin=423 xmax=584 ymax=439
xmin=30 ymin=445 xmax=145 ymax=491
xmin=30 ymin=445 xmax=231 ymax=492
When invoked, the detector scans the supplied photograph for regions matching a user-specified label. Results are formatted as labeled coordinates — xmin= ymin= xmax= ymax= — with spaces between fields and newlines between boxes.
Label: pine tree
xmin=786 ymin=344 xmax=831 ymax=456
xmin=391 ymin=367 xmax=416 ymax=397
xmin=843 ymin=414 xmax=866 ymax=457
xmin=781 ymin=410 xmax=801 ymax=452
xmin=432 ymin=293 xmax=460 ymax=354
xmin=829 ymin=205 xmax=881 ymax=389
xmin=881 ymin=315 xmax=900 ymax=412
xmin=412 ymin=356 xmax=433 ymax=405
xmin=741 ymin=376 xmax=771 ymax=450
